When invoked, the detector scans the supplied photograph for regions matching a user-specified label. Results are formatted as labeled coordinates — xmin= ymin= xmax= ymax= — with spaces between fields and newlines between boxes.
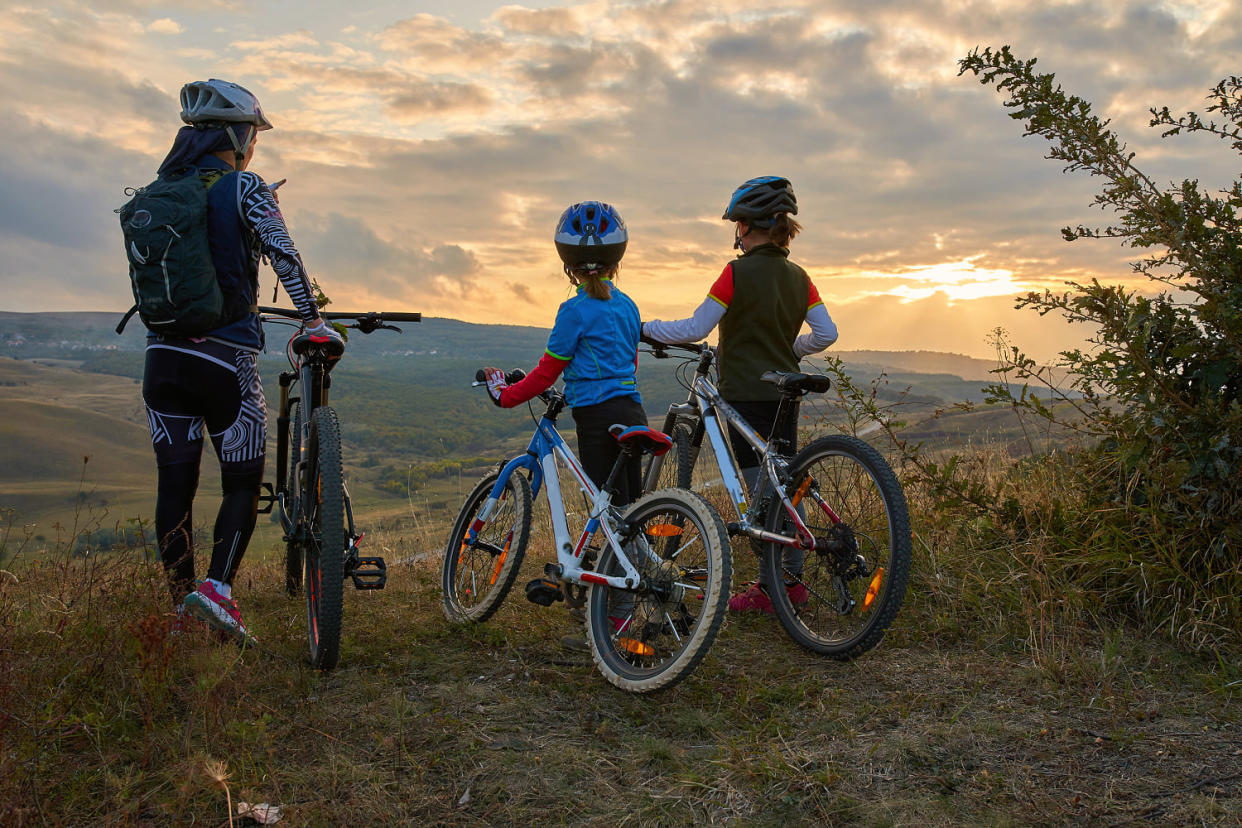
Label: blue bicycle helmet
xmin=722 ymin=176 xmax=797 ymax=227
xmin=554 ymin=201 xmax=628 ymax=270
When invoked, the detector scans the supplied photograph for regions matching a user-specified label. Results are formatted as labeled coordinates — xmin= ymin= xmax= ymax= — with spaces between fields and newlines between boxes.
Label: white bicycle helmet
xmin=180 ymin=79 xmax=273 ymax=130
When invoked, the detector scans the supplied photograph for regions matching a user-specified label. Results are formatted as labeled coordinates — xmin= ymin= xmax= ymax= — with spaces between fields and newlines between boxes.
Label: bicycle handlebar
xmin=257 ymin=306 xmax=421 ymax=333
xmin=641 ymin=336 xmax=706 ymax=356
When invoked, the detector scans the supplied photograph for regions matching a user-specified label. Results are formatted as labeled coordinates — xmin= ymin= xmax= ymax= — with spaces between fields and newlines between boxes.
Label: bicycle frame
xmin=468 ymin=397 xmax=653 ymax=591
xmin=273 ymin=334 xmax=360 ymax=542
xmin=645 ymin=346 xmax=829 ymax=552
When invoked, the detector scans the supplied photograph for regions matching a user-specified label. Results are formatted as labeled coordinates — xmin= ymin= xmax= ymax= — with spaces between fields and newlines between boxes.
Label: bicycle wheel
xmin=643 ymin=421 xmax=694 ymax=492
xmin=441 ymin=466 xmax=533 ymax=623
xmin=763 ymin=434 xmax=911 ymax=658
xmin=284 ymin=399 xmax=303 ymax=596
xmin=586 ymin=488 xmax=731 ymax=693
xmin=304 ymin=406 xmax=345 ymax=670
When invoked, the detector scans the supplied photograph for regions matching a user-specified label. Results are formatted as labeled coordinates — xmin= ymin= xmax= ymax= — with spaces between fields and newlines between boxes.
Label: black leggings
xmin=143 ymin=342 xmax=266 ymax=604
xmin=571 ymin=395 xmax=647 ymax=507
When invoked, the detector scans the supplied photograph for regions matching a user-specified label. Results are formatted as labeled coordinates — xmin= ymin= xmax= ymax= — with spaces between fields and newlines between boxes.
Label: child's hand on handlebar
xmin=480 ymin=366 xmax=508 ymax=406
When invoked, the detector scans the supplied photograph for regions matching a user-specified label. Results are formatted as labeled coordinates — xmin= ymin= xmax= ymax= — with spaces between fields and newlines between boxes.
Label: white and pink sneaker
xmin=185 ymin=581 xmax=254 ymax=642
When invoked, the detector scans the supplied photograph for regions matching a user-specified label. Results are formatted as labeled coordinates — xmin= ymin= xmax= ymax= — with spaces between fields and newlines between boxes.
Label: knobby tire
xmin=642 ymin=421 xmax=695 ymax=493
xmin=763 ymin=434 xmax=911 ymax=658
xmin=441 ymin=467 xmax=533 ymax=623
xmin=586 ymin=488 xmax=731 ymax=693
xmin=304 ymin=406 xmax=345 ymax=671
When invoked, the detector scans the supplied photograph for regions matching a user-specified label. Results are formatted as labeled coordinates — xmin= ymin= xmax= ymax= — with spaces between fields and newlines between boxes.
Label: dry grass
xmin=1 ymin=501 xmax=1239 ymax=827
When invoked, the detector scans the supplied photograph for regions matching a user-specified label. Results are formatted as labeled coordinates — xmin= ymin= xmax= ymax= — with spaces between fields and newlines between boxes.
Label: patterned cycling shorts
xmin=142 ymin=340 xmax=266 ymax=473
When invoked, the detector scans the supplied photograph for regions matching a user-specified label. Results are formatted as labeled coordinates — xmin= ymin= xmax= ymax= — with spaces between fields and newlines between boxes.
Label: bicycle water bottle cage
xmin=760 ymin=371 xmax=832 ymax=395
xmin=291 ymin=333 xmax=345 ymax=358
xmin=608 ymin=424 xmax=674 ymax=457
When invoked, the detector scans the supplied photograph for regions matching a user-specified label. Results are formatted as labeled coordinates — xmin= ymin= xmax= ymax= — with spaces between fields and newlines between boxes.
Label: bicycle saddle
xmin=609 ymin=424 xmax=673 ymax=456
xmin=290 ymin=332 xmax=345 ymax=358
xmin=760 ymin=371 xmax=832 ymax=394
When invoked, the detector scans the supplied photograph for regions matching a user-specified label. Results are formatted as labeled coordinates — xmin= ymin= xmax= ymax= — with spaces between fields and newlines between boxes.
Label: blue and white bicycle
xmin=440 ymin=370 xmax=732 ymax=693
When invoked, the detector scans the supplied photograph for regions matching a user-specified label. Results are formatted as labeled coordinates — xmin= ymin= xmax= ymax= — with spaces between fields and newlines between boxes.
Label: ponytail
xmin=567 ymin=264 xmax=619 ymax=300
xmin=769 ymin=213 xmax=802 ymax=247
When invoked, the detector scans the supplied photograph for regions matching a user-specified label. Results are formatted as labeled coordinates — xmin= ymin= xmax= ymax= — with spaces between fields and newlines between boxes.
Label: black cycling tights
xmin=157 ymin=463 xmax=263 ymax=604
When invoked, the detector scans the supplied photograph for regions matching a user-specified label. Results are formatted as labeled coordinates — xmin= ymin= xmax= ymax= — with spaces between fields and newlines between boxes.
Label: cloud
xmin=146 ymin=17 xmax=183 ymax=34
xmin=386 ymin=81 xmax=494 ymax=119
xmin=289 ymin=212 xmax=481 ymax=302
xmin=4 ymin=0 xmax=1239 ymax=356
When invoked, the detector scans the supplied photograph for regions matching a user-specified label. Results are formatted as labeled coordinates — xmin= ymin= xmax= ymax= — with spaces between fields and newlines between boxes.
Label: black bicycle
xmin=258 ymin=306 xmax=420 ymax=670
xmin=642 ymin=339 xmax=912 ymax=659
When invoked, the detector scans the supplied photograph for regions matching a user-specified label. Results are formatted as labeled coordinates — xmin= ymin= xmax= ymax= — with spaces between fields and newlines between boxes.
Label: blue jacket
xmin=546 ymin=281 xmax=642 ymax=408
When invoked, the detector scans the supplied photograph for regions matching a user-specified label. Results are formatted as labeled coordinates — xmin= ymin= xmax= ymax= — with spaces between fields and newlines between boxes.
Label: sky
xmin=1 ymin=0 xmax=1238 ymax=361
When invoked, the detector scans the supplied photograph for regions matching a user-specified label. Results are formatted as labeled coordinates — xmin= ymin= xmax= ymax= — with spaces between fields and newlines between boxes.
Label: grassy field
xmin=1 ymin=354 xmax=1239 ymax=825
xmin=1 ymin=514 xmax=1239 ymax=826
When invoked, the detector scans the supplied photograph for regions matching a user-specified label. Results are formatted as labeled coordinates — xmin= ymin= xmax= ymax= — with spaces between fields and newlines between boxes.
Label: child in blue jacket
xmin=481 ymin=201 xmax=644 ymax=505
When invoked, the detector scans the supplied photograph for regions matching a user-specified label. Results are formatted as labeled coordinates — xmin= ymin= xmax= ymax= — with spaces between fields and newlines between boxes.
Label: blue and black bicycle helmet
xmin=554 ymin=201 xmax=628 ymax=270
xmin=722 ymin=176 xmax=798 ymax=227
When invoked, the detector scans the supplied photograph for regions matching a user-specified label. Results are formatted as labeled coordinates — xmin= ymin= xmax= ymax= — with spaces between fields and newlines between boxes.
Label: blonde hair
xmin=567 ymin=264 xmax=619 ymax=300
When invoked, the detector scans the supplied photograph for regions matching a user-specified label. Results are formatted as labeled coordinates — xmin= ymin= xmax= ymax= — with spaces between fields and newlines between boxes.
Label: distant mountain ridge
xmin=0 ymin=310 xmax=998 ymax=380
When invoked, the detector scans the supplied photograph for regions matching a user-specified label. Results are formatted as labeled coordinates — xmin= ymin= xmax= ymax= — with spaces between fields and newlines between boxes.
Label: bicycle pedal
xmin=525 ymin=577 xmax=564 ymax=607
xmin=349 ymin=556 xmax=387 ymax=590
xmin=256 ymin=482 xmax=276 ymax=515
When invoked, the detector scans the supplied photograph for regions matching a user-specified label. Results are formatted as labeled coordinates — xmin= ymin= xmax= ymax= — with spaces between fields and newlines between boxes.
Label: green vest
xmin=718 ymin=244 xmax=809 ymax=401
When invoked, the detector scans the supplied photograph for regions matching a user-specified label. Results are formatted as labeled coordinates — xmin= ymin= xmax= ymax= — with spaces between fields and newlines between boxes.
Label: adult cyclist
xmin=642 ymin=176 xmax=838 ymax=613
xmin=143 ymin=79 xmax=341 ymax=640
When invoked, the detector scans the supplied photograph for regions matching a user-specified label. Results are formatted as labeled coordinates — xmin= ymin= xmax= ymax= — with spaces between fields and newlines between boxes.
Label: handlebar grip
xmin=380 ymin=312 xmax=422 ymax=322
xmin=507 ymin=369 xmax=526 ymax=384
xmin=475 ymin=369 xmax=487 ymax=383
xmin=639 ymin=333 xmax=665 ymax=348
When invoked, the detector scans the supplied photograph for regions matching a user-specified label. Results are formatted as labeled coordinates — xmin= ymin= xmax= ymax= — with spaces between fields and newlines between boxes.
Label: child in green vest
xmin=642 ymin=176 xmax=838 ymax=613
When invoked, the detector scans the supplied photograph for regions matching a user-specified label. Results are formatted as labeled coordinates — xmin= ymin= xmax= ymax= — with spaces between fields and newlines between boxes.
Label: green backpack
xmin=117 ymin=169 xmax=229 ymax=336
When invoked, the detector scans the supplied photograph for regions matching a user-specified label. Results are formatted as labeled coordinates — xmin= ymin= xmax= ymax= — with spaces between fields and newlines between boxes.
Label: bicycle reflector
xmin=791 ymin=475 xmax=813 ymax=508
xmin=617 ymin=637 xmax=655 ymax=656
xmin=645 ymin=523 xmax=683 ymax=537
xmin=863 ymin=567 xmax=885 ymax=611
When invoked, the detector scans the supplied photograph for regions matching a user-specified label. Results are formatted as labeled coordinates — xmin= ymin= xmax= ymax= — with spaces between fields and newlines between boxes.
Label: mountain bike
xmin=440 ymin=372 xmax=732 ymax=693
xmin=257 ymin=306 xmax=421 ymax=671
xmin=641 ymin=340 xmax=911 ymax=659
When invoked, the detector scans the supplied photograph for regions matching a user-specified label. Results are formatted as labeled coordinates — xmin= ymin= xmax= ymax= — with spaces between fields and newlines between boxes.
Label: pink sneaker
xmin=728 ymin=581 xmax=775 ymax=614
xmin=185 ymin=581 xmax=254 ymax=642
xmin=728 ymin=581 xmax=808 ymax=613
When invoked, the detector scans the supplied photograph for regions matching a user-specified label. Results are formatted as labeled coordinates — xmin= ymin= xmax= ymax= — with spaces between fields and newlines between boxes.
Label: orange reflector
xmin=488 ymin=543 xmax=509 ymax=586
xmin=863 ymin=567 xmax=885 ymax=611
xmin=645 ymin=522 xmax=683 ymax=537
xmin=617 ymin=637 xmax=654 ymax=656
xmin=791 ymin=475 xmax=813 ymax=508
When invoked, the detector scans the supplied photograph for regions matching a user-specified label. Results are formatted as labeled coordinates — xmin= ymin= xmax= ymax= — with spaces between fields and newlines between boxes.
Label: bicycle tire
xmin=763 ymin=434 xmax=911 ymax=659
xmin=586 ymin=488 xmax=731 ymax=693
xmin=441 ymin=467 xmax=533 ymax=623
xmin=284 ymin=399 xmax=303 ymax=596
xmin=643 ymin=422 xmax=695 ymax=493
xmin=304 ymin=406 xmax=345 ymax=671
